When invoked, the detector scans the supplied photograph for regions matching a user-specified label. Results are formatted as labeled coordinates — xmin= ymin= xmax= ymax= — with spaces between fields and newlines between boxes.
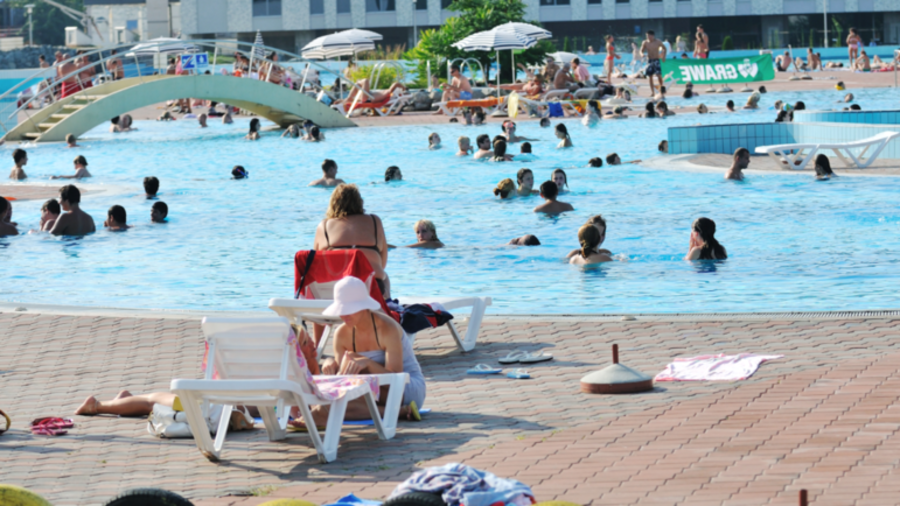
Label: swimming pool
xmin=3 ymin=86 xmax=900 ymax=314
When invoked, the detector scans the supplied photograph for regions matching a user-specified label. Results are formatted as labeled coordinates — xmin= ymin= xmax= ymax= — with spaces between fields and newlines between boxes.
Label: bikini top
xmin=352 ymin=312 xmax=381 ymax=352
xmin=323 ymin=215 xmax=380 ymax=252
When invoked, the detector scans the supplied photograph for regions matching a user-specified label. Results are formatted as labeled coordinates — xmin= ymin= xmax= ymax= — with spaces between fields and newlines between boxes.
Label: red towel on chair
xmin=294 ymin=250 xmax=398 ymax=321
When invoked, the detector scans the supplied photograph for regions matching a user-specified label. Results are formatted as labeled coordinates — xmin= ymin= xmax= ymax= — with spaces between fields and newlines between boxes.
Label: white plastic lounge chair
xmin=269 ymin=295 xmax=492 ymax=357
xmin=755 ymin=131 xmax=900 ymax=169
xmin=170 ymin=316 xmax=408 ymax=463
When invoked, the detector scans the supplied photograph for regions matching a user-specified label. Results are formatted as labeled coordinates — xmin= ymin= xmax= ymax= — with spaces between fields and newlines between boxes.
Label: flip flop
xmin=467 ymin=364 xmax=503 ymax=375
xmin=519 ymin=351 xmax=553 ymax=364
xmin=30 ymin=417 xmax=74 ymax=430
xmin=498 ymin=351 xmax=528 ymax=364
xmin=407 ymin=401 xmax=422 ymax=422
xmin=507 ymin=369 xmax=531 ymax=380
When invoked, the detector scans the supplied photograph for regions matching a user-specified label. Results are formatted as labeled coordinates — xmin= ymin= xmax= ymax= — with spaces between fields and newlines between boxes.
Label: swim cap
xmin=835 ymin=84 xmax=844 ymax=90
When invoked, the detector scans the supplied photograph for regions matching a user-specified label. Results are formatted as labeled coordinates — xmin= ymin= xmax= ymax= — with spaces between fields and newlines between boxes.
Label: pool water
xmin=3 ymin=87 xmax=900 ymax=314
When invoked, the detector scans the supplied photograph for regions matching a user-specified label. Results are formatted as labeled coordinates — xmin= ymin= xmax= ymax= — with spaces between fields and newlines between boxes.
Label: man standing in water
xmin=640 ymin=30 xmax=667 ymax=97
xmin=725 ymin=147 xmax=750 ymax=181
xmin=50 ymin=185 xmax=96 ymax=236
xmin=695 ymin=25 xmax=710 ymax=59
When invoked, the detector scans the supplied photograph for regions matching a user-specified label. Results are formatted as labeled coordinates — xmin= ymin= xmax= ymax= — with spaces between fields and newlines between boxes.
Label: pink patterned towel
xmin=654 ymin=353 xmax=784 ymax=382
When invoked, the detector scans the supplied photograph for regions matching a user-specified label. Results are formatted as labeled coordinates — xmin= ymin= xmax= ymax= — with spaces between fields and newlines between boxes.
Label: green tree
xmin=404 ymin=0 xmax=552 ymax=84
xmin=11 ymin=0 xmax=85 ymax=46
xmin=721 ymin=35 xmax=733 ymax=50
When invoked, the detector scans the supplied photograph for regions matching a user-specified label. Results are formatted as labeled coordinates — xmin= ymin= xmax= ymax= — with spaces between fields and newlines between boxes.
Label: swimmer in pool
xmin=492 ymin=139 xmax=514 ymax=162
xmin=555 ymin=123 xmax=573 ymax=148
xmin=303 ymin=125 xmax=324 ymax=142
xmin=605 ymin=106 xmax=628 ymax=119
xmin=10 ymin=148 xmax=27 ymax=180
xmin=282 ymin=123 xmax=302 ymax=138
xmin=246 ymin=118 xmax=260 ymax=140
xmin=567 ymin=215 xmax=613 ymax=259
xmin=199 ymin=114 xmax=208 ymax=128
xmin=508 ymin=234 xmax=541 ymax=246
xmin=743 ymin=91 xmax=761 ymax=110
xmin=725 ymin=100 xmax=735 ymax=112
xmin=309 ymin=159 xmax=345 ymax=187
xmin=725 ymin=147 xmax=750 ymax=181
xmin=50 ymin=185 xmax=95 ymax=236
xmin=494 ymin=178 xmax=515 ymax=199
xmin=66 ymin=134 xmax=79 ymax=148
xmin=472 ymin=108 xmax=486 ymax=125
xmin=589 ymin=157 xmax=603 ymax=167
xmin=104 ymin=205 xmax=131 ymax=231
xmin=697 ymin=103 xmax=709 ymax=114
xmin=406 ymin=219 xmax=444 ymax=249
xmin=656 ymin=101 xmax=675 ymax=117
xmin=534 ymin=181 xmax=574 ymax=214
xmin=685 ymin=217 xmax=727 ymax=260
xmin=569 ymin=224 xmax=613 ymax=266
xmin=151 ymin=201 xmax=168 ymax=223
xmin=144 ymin=176 xmax=159 ymax=198
xmin=473 ymin=134 xmax=494 ymax=160
xmin=223 ymin=111 xmax=233 ymax=124
xmin=385 ymin=166 xmax=402 ymax=182
xmin=516 ymin=168 xmax=538 ymax=197
xmin=51 ymin=155 xmax=91 ymax=179
xmin=539 ymin=117 xmax=551 ymax=128
xmin=502 ymin=121 xmax=536 ymax=143
xmin=457 ymin=136 xmax=473 ymax=156
xmin=551 ymin=168 xmax=569 ymax=193
xmin=232 ymin=165 xmax=248 ymax=179
xmin=428 ymin=133 xmax=441 ymax=150
xmin=843 ymin=93 xmax=854 ymax=103
xmin=0 ymin=197 xmax=17 ymax=237
xmin=39 ymin=199 xmax=60 ymax=231
xmin=606 ymin=153 xmax=642 ymax=166
xmin=814 ymin=154 xmax=836 ymax=180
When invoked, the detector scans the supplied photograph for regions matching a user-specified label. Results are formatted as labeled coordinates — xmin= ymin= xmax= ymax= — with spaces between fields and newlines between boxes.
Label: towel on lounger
xmin=654 ymin=353 xmax=783 ymax=382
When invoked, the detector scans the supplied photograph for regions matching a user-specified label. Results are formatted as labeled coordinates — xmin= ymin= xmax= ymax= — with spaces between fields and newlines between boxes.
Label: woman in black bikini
xmin=313 ymin=184 xmax=391 ymax=297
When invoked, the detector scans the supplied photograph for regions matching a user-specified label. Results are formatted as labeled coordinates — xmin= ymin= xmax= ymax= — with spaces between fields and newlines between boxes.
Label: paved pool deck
xmin=1 ymin=307 xmax=899 ymax=505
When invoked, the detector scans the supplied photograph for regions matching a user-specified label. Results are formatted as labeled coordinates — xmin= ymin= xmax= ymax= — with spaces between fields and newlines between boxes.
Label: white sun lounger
xmin=269 ymin=295 xmax=491 ymax=357
xmin=170 ymin=316 xmax=408 ymax=463
xmin=755 ymin=131 xmax=900 ymax=169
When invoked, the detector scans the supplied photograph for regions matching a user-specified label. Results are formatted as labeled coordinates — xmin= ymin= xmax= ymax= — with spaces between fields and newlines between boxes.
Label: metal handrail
xmin=2 ymin=38 xmax=375 ymax=134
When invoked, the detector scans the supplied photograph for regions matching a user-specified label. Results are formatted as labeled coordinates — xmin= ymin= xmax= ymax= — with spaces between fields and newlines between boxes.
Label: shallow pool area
xmin=3 ymin=86 xmax=900 ymax=314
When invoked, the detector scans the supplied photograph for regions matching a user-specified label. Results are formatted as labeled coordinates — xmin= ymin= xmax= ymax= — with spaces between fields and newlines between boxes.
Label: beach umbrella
xmin=252 ymin=30 xmax=266 ymax=60
xmin=453 ymin=29 xmax=537 ymax=92
xmin=336 ymin=28 xmax=383 ymax=42
xmin=302 ymin=32 xmax=376 ymax=60
xmin=548 ymin=51 xmax=588 ymax=65
xmin=492 ymin=23 xmax=552 ymax=84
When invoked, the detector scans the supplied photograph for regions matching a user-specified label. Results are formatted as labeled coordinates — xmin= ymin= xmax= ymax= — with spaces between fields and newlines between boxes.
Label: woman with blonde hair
xmin=313 ymin=184 xmax=391 ymax=296
xmin=743 ymin=91 xmax=761 ymax=110
xmin=569 ymin=224 xmax=612 ymax=265
xmin=567 ymin=214 xmax=613 ymax=259
xmin=406 ymin=219 xmax=444 ymax=249
xmin=494 ymin=178 xmax=515 ymax=199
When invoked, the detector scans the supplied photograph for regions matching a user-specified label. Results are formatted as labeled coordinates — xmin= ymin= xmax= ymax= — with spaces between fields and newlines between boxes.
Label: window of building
xmin=309 ymin=0 xmax=324 ymax=14
xmin=615 ymin=0 xmax=628 ymax=3
xmin=649 ymin=0 xmax=661 ymax=2
xmin=254 ymin=0 xmax=281 ymax=16
xmin=415 ymin=0 xmax=428 ymax=9
xmin=587 ymin=0 xmax=601 ymax=4
xmin=366 ymin=0 xmax=395 ymax=11
xmin=338 ymin=0 xmax=351 ymax=13
xmin=441 ymin=0 xmax=454 ymax=7
xmin=540 ymin=0 xmax=570 ymax=4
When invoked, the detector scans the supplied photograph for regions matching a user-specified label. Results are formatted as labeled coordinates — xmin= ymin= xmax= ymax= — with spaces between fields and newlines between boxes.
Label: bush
xmin=722 ymin=35 xmax=734 ymax=51
xmin=348 ymin=64 xmax=404 ymax=90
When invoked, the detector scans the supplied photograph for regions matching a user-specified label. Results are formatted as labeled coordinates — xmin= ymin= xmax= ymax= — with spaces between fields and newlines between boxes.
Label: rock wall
xmin=0 ymin=45 xmax=71 ymax=70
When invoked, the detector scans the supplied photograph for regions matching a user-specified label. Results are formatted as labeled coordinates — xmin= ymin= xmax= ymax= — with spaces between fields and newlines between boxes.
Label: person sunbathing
xmin=302 ymin=276 xmax=424 ymax=425
xmin=774 ymin=51 xmax=792 ymax=72
xmin=533 ymin=180 xmax=573 ymax=214
xmin=567 ymin=215 xmax=613 ymax=259
xmin=457 ymin=136 xmax=473 ymax=156
xmin=855 ymin=51 xmax=871 ymax=71
xmin=406 ymin=219 xmax=444 ymax=249
xmin=491 ymin=75 xmax=544 ymax=98
xmin=51 ymin=155 xmax=91 ymax=179
xmin=309 ymin=159 xmax=345 ymax=187
xmin=440 ymin=64 xmax=472 ymax=101
xmin=313 ymin=184 xmax=391 ymax=297
xmin=76 ymin=391 xmax=178 ymax=417
xmin=10 ymin=148 xmax=27 ymax=180
xmin=343 ymin=78 xmax=407 ymax=106
xmin=569 ymin=224 xmax=613 ymax=266
xmin=49 ymin=185 xmax=95 ymax=236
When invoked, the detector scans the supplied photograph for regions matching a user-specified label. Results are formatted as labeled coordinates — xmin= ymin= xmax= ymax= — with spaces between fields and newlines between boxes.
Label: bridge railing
xmin=0 ymin=39 xmax=383 ymax=135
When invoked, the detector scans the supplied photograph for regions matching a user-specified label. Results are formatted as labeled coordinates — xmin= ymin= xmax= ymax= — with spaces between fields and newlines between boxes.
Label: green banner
xmin=661 ymin=54 xmax=775 ymax=85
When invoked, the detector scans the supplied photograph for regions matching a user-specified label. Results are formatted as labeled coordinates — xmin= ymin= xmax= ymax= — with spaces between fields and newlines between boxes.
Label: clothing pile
xmin=389 ymin=463 xmax=535 ymax=506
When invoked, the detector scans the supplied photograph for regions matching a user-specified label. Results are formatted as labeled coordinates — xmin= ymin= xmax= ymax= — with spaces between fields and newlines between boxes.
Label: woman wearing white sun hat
xmin=313 ymin=276 xmax=426 ymax=422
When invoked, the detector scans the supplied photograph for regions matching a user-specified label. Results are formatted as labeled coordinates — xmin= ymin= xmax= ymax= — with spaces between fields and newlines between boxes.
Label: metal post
xmin=212 ymin=46 xmax=218 ymax=72
xmin=412 ymin=0 xmax=418 ymax=48
xmin=823 ymin=0 xmax=828 ymax=48
xmin=25 ymin=5 xmax=34 ymax=46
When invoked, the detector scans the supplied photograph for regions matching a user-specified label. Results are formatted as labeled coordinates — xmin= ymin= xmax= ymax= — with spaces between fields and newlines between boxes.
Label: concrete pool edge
xmin=3 ymin=301 xmax=900 ymax=322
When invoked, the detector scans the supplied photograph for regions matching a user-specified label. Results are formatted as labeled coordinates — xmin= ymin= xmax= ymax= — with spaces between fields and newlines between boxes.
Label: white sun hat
xmin=322 ymin=276 xmax=382 ymax=317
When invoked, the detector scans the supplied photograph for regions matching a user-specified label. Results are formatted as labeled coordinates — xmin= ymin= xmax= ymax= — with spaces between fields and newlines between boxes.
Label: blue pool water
xmin=3 ymin=86 xmax=900 ymax=314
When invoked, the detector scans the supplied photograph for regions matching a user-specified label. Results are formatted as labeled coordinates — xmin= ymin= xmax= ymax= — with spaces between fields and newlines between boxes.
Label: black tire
xmin=382 ymin=492 xmax=446 ymax=506
xmin=103 ymin=488 xmax=195 ymax=506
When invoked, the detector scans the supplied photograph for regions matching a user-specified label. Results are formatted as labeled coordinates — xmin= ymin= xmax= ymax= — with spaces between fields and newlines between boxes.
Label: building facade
xmin=83 ymin=0 xmax=182 ymax=45
xmin=176 ymin=0 xmax=900 ymax=54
